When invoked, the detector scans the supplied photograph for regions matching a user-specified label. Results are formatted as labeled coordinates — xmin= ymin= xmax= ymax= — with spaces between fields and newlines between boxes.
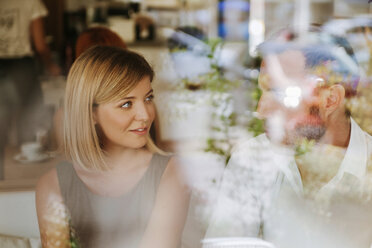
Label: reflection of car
xmin=323 ymin=16 xmax=372 ymax=77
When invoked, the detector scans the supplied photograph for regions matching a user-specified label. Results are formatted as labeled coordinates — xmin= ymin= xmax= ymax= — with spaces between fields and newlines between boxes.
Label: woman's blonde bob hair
xmin=64 ymin=45 xmax=163 ymax=171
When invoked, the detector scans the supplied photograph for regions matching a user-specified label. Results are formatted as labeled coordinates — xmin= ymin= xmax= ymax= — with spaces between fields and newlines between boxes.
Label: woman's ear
xmin=324 ymin=84 xmax=345 ymax=117
xmin=92 ymin=105 xmax=98 ymax=125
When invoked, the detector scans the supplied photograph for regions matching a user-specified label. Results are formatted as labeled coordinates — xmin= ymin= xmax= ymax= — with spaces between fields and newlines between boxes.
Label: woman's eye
xmin=121 ymin=101 xmax=132 ymax=109
xmin=145 ymin=95 xmax=154 ymax=102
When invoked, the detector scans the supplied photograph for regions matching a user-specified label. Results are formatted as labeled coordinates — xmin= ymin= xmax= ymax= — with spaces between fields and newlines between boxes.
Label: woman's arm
xmin=35 ymin=169 xmax=71 ymax=248
xmin=139 ymin=156 xmax=191 ymax=248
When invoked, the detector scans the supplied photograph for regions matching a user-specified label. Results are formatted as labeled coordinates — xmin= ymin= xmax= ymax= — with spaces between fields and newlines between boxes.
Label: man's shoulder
xmin=227 ymin=134 xmax=279 ymax=175
xmin=352 ymin=118 xmax=372 ymax=156
xmin=364 ymin=129 xmax=372 ymax=143
xmin=222 ymin=134 xmax=280 ymax=197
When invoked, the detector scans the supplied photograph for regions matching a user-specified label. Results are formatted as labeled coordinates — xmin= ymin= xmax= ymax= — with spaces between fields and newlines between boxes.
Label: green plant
xmin=182 ymin=38 xmax=241 ymax=92
xmin=205 ymin=109 xmax=237 ymax=165
xmin=247 ymin=74 xmax=265 ymax=136
xmin=170 ymin=37 xmax=242 ymax=165
xmin=295 ymin=138 xmax=315 ymax=157
xmin=247 ymin=117 xmax=265 ymax=137
xmin=69 ymin=222 xmax=80 ymax=248
xmin=199 ymin=38 xmax=241 ymax=165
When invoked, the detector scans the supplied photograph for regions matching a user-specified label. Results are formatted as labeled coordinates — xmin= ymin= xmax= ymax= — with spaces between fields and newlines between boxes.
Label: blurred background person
xmin=0 ymin=0 xmax=61 ymax=180
xmin=74 ymin=26 xmax=127 ymax=58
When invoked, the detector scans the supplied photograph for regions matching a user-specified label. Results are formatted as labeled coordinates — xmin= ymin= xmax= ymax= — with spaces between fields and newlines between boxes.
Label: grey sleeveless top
xmin=56 ymin=154 xmax=170 ymax=248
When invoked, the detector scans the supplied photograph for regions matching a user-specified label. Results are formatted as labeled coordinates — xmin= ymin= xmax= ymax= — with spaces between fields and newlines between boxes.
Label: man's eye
xmin=121 ymin=101 xmax=132 ymax=108
xmin=145 ymin=95 xmax=154 ymax=102
xmin=272 ymin=89 xmax=285 ymax=98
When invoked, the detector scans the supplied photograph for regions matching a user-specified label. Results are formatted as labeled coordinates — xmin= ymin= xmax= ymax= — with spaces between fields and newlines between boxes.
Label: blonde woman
xmin=36 ymin=46 xmax=190 ymax=248
xmin=54 ymin=27 xmax=127 ymax=150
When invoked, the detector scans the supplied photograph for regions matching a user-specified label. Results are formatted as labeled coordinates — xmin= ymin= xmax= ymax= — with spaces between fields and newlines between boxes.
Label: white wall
xmin=0 ymin=191 xmax=39 ymax=238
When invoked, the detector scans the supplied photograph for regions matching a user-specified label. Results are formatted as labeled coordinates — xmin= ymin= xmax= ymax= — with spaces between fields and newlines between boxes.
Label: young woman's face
xmin=94 ymin=76 xmax=155 ymax=151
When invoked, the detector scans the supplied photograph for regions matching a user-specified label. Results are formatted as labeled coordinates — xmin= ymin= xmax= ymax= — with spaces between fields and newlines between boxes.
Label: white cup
xmin=201 ymin=237 xmax=276 ymax=248
xmin=36 ymin=128 xmax=48 ymax=148
xmin=21 ymin=142 xmax=43 ymax=160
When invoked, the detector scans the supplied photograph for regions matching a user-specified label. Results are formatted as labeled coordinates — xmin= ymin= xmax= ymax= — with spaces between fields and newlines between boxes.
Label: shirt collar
xmin=271 ymin=118 xmax=368 ymax=194
xmin=269 ymin=139 xmax=303 ymax=195
xmin=333 ymin=117 xmax=367 ymax=181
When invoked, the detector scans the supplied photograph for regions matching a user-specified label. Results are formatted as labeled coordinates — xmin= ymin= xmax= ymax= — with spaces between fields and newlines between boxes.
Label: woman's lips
xmin=129 ymin=127 xmax=148 ymax=135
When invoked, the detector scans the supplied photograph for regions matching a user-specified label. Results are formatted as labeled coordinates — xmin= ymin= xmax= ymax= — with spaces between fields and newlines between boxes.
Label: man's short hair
xmin=257 ymin=27 xmax=360 ymax=97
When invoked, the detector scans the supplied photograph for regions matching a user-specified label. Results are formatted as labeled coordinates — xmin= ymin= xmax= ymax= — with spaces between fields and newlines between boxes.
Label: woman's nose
xmin=134 ymin=103 xmax=151 ymax=121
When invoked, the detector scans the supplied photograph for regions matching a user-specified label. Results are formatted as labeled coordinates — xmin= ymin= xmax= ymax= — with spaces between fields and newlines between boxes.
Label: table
xmin=0 ymin=146 xmax=65 ymax=192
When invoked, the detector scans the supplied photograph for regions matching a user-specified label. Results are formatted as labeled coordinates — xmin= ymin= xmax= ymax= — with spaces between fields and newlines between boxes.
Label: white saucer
xmin=13 ymin=153 xmax=51 ymax=164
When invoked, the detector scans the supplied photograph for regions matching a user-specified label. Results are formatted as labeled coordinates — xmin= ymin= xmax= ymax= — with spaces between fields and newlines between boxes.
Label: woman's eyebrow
xmin=121 ymin=89 xmax=153 ymax=100
xmin=145 ymin=89 xmax=154 ymax=95
xmin=121 ymin=96 xmax=135 ymax=100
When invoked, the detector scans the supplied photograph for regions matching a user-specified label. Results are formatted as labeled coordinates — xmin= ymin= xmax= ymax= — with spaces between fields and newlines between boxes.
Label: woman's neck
xmin=74 ymin=147 xmax=154 ymax=197
xmin=103 ymin=146 xmax=150 ymax=171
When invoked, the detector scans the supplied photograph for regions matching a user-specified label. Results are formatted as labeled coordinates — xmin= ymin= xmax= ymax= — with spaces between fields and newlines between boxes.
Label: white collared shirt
xmin=206 ymin=118 xmax=372 ymax=248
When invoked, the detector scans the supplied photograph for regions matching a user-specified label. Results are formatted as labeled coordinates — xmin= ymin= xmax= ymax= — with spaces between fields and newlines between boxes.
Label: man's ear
xmin=323 ymin=84 xmax=345 ymax=117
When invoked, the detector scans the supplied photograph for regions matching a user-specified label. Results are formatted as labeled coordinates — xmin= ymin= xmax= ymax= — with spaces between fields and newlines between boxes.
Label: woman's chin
xmin=130 ymin=140 xmax=148 ymax=149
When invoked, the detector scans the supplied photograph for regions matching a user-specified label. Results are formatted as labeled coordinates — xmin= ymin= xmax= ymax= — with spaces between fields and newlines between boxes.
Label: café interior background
xmin=0 ymin=0 xmax=371 ymax=188
xmin=0 ymin=1 xmax=371 ymax=247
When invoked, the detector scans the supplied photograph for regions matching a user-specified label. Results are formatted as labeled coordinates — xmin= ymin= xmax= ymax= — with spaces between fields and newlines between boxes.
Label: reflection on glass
xmin=206 ymin=26 xmax=372 ymax=248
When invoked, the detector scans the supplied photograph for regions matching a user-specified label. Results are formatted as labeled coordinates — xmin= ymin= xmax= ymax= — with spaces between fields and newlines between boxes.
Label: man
xmin=205 ymin=28 xmax=372 ymax=248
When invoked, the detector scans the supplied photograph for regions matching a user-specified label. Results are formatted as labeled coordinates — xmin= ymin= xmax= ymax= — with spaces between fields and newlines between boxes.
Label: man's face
xmin=257 ymin=50 xmax=326 ymax=145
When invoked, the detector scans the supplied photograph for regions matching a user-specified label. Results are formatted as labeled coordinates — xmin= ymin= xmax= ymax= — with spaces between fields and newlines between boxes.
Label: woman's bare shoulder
xmin=160 ymin=155 xmax=189 ymax=191
xmin=35 ymin=168 xmax=63 ymax=204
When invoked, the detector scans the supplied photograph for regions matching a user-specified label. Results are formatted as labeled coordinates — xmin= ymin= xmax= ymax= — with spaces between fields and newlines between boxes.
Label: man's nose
xmin=256 ymin=93 xmax=276 ymax=118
